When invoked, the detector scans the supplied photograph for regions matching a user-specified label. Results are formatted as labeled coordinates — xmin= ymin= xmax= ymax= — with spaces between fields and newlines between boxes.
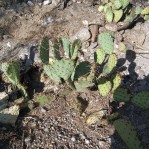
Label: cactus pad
xmin=114 ymin=0 xmax=122 ymax=9
xmin=74 ymin=77 xmax=94 ymax=92
xmin=131 ymin=91 xmax=149 ymax=109
xmin=1 ymin=62 xmax=28 ymax=98
xmin=61 ymin=37 xmax=70 ymax=57
xmin=95 ymin=48 xmax=105 ymax=64
xmin=1 ymin=62 xmax=20 ymax=84
xmin=121 ymin=0 xmax=130 ymax=9
xmin=103 ymin=53 xmax=117 ymax=74
xmin=141 ymin=6 xmax=149 ymax=15
xmin=119 ymin=42 xmax=126 ymax=52
xmin=44 ymin=59 xmax=74 ymax=83
xmin=98 ymin=77 xmax=111 ymax=96
xmin=40 ymin=37 xmax=49 ymax=64
xmin=98 ymin=32 xmax=114 ymax=54
xmin=70 ymin=39 xmax=81 ymax=60
xmin=105 ymin=7 xmax=113 ymax=23
xmin=114 ymin=119 xmax=143 ymax=149
xmin=113 ymin=88 xmax=130 ymax=102
xmin=113 ymin=9 xmax=123 ymax=22
xmin=112 ymin=73 xmax=121 ymax=92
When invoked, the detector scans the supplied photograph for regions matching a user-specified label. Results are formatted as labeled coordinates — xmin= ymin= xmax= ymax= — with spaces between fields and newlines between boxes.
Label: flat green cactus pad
xmin=131 ymin=91 xmax=149 ymax=109
xmin=114 ymin=119 xmax=143 ymax=149
xmin=40 ymin=37 xmax=49 ymax=64
xmin=113 ymin=88 xmax=130 ymax=102
xmin=98 ymin=77 xmax=111 ymax=96
xmin=105 ymin=7 xmax=113 ymax=23
xmin=112 ymin=73 xmax=121 ymax=92
xmin=44 ymin=59 xmax=74 ymax=83
xmin=113 ymin=9 xmax=123 ymax=22
xmin=103 ymin=53 xmax=117 ymax=74
xmin=114 ymin=0 xmax=122 ymax=9
xmin=1 ymin=62 xmax=20 ymax=85
xmin=121 ymin=0 xmax=130 ymax=9
xmin=98 ymin=32 xmax=114 ymax=54
xmin=95 ymin=48 xmax=105 ymax=64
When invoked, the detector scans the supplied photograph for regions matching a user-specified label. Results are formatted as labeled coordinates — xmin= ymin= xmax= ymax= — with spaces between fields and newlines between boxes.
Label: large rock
xmin=70 ymin=28 xmax=91 ymax=42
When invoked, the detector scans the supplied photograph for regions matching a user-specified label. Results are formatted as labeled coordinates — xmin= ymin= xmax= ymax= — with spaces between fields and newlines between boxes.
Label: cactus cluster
xmin=114 ymin=119 xmax=143 ymax=149
xmin=98 ymin=0 xmax=149 ymax=23
xmin=95 ymin=31 xmax=121 ymax=96
xmin=1 ymin=62 xmax=28 ymax=99
xmin=40 ymin=37 xmax=94 ymax=91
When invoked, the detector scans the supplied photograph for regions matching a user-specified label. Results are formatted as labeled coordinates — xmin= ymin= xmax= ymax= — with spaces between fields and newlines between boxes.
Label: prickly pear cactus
xmin=111 ymin=73 xmax=121 ymax=92
xmin=141 ymin=6 xmax=149 ymax=15
xmin=121 ymin=0 xmax=130 ymax=9
xmin=98 ymin=77 xmax=111 ymax=96
xmin=98 ymin=32 xmax=114 ymax=54
xmin=1 ymin=62 xmax=28 ymax=98
xmin=61 ymin=37 xmax=70 ymax=57
xmin=105 ymin=7 xmax=113 ymax=23
xmin=131 ymin=91 xmax=149 ymax=109
xmin=1 ymin=62 xmax=20 ymax=85
xmin=113 ymin=88 xmax=131 ymax=102
xmin=103 ymin=53 xmax=117 ymax=75
xmin=70 ymin=39 xmax=82 ymax=60
xmin=95 ymin=48 xmax=105 ymax=64
xmin=44 ymin=59 xmax=74 ymax=83
xmin=72 ymin=61 xmax=91 ymax=81
xmin=74 ymin=77 xmax=94 ymax=92
xmin=114 ymin=119 xmax=143 ymax=149
xmin=113 ymin=9 xmax=123 ymax=22
xmin=40 ymin=37 xmax=49 ymax=64
xmin=114 ymin=0 xmax=122 ymax=9
xmin=52 ymin=39 xmax=61 ymax=60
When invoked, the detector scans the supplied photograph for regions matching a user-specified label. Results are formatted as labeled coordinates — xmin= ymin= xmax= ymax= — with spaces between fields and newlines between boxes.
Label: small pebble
xmin=43 ymin=0 xmax=52 ymax=5
xmin=85 ymin=139 xmax=90 ymax=144
xmin=27 ymin=1 xmax=34 ymax=6
xmin=25 ymin=137 xmax=31 ymax=144
xmin=71 ymin=136 xmax=76 ymax=142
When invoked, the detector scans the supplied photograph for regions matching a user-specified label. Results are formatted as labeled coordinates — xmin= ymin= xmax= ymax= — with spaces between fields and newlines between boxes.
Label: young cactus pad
xmin=114 ymin=0 xmax=122 ymax=9
xmin=70 ymin=39 xmax=81 ymax=60
xmin=131 ymin=91 xmax=149 ymax=109
xmin=95 ymin=48 xmax=105 ymax=64
xmin=114 ymin=119 xmax=143 ymax=149
xmin=44 ymin=59 xmax=74 ymax=83
xmin=112 ymin=73 xmax=121 ymax=92
xmin=103 ymin=53 xmax=117 ymax=75
xmin=40 ymin=37 xmax=49 ymax=64
xmin=1 ymin=62 xmax=28 ymax=98
xmin=74 ymin=77 xmax=94 ymax=92
xmin=105 ymin=7 xmax=113 ymax=23
xmin=98 ymin=32 xmax=114 ymax=54
xmin=1 ymin=62 xmax=20 ymax=84
xmin=98 ymin=77 xmax=111 ymax=96
xmin=113 ymin=88 xmax=130 ymax=102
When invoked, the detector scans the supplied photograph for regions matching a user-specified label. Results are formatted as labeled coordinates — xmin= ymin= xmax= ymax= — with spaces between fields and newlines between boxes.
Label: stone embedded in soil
xmin=70 ymin=28 xmax=91 ymax=42
xmin=86 ymin=110 xmax=106 ymax=125
xmin=0 ymin=92 xmax=9 ymax=111
xmin=0 ymin=105 xmax=20 ymax=125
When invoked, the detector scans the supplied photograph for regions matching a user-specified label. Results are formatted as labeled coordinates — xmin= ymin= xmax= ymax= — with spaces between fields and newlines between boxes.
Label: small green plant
xmin=98 ymin=0 xmax=149 ymax=23
xmin=1 ymin=61 xmax=28 ymax=99
xmin=40 ymin=37 xmax=94 ymax=91
xmin=95 ymin=31 xmax=121 ymax=96
xmin=114 ymin=118 xmax=143 ymax=149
